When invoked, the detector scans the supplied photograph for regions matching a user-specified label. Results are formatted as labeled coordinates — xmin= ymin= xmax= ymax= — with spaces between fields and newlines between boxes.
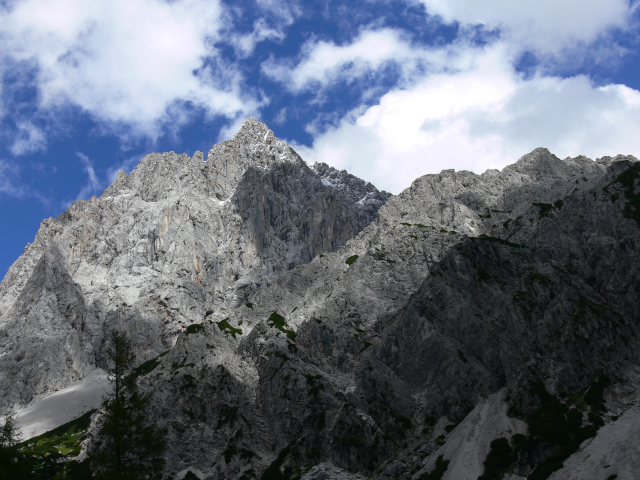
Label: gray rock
xmin=0 ymin=118 xmax=389 ymax=409
xmin=144 ymin=146 xmax=640 ymax=479
xmin=2 ymin=119 xmax=640 ymax=480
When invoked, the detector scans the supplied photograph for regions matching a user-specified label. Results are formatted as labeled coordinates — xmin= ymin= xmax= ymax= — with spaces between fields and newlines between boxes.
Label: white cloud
xmin=263 ymin=28 xmax=425 ymax=91
xmin=294 ymin=42 xmax=640 ymax=194
xmin=417 ymin=0 xmax=631 ymax=54
xmin=0 ymin=0 xmax=258 ymax=138
xmin=233 ymin=19 xmax=287 ymax=57
xmin=76 ymin=152 xmax=101 ymax=200
xmin=0 ymin=159 xmax=25 ymax=198
xmin=10 ymin=122 xmax=47 ymax=156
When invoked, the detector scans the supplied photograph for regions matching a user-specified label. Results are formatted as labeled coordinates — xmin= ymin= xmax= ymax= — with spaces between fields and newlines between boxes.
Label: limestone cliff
xmin=0 ymin=118 xmax=390 ymax=409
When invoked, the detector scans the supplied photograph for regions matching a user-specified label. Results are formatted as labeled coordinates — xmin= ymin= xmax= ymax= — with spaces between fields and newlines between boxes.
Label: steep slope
xmin=137 ymin=148 xmax=640 ymax=479
xmin=0 ymin=118 xmax=390 ymax=409
xmin=3 ymin=122 xmax=639 ymax=479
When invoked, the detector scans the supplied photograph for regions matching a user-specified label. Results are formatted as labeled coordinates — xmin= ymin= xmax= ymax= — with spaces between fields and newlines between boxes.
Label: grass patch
xmin=532 ymin=202 xmax=553 ymax=217
xmin=268 ymin=312 xmax=297 ymax=341
xmin=185 ymin=323 xmax=205 ymax=334
xmin=217 ymin=318 xmax=243 ymax=338
xmin=607 ymin=163 xmax=640 ymax=225
xmin=478 ymin=437 xmax=517 ymax=480
xmin=418 ymin=456 xmax=450 ymax=480
xmin=516 ymin=381 xmax=607 ymax=480
xmin=457 ymin=349 xmax=468 ymax=364
xmin=14 ymin=410 xmax=96 ymax=479
xmin=476 ymin=235 xmax=529 ymax=249
xmin=345 ymin=255 xmax=359 ymax=265
xmin=132 ymin=350 xmax=169 ymax=377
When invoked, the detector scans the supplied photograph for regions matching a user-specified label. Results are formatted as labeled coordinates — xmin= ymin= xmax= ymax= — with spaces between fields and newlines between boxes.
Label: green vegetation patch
xmin=478 ymin=437 xmax=517 ymax=480
xmin=218 ymin=318 xmax=243 ymax=338
xmin=185 ymin=323 xmax=205 ymax=334
xmin=13 ymin=409 xmax=96 ymax=479
xmin=132 ymin=350 xmax=169 ymax=377
xmin=504 ymin=381 xmax=608 ymax=480
xmin=268 ymin=311 xmax=297 ymax=341
xmin=345 ymin=255 xmax=359 ymax=265
xmin=583 ymin=375 xmax=610 ymax=413
xmin=457 ymin=349 xmax=468 ymax=364
xmin=216 ymin=405 xmax=240 ymax=429
xmin=419 ymin=455 xmax=450 ymax=480
xmin=476 ymin=235 xmax=529 ymax=249
xmin=533 ymin=202 xmax=553 ymax=217
xmin=261 ymin=444 xmax=291 ymax=480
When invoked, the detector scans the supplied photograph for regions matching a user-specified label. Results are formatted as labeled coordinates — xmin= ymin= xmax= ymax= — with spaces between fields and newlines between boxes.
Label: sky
xmin=1 ymin=0 xmax=640 ymax=277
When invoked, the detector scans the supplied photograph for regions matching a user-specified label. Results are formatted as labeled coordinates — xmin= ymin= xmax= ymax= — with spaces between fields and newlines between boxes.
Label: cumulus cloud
xmin=0 ymin=0 xmax=258 ymax=138
xmin=293 ymin=42 xmax=640 ymax=194
xmin=417 ymin=0 xmax=631 ymax=54
xmin=233 ymin=19 xmax=287 ymax=57
xmin=263 ymin=28 xmax=425 ymax=91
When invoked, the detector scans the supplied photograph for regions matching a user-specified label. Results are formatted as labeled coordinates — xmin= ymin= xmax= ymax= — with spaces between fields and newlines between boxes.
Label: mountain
xmin=0 ymin=118 xmax=390 ymax=410
xmin=2 ymin=120 xmax=640 ymax=480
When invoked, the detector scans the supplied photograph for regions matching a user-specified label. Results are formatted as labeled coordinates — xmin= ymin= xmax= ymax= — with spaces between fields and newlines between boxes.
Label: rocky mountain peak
xmin=233 ymin=117 xmax=276 ymax=146
xmin=0 ymin=119 xmax=391 ymax=410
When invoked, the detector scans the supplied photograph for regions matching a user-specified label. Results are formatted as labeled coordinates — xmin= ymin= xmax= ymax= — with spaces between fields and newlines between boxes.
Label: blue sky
xmin=1 ymin=0 xmax=640 ymax=277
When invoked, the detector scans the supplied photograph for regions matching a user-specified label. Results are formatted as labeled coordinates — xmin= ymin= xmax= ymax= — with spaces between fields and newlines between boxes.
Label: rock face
xmin=0 ymin=118 xmax=390 ymax=409
xmin=2 ymin=122 xmax=640 ymax=480
xmin=137 ymin=147 xmax=640 ymax=479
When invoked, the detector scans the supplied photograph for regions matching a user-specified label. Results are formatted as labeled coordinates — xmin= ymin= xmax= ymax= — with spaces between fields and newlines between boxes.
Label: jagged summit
xmin=233 ymin=117 xmax=275 ymax=144
xmin=0 ymin=118 xmax=390 ymax=410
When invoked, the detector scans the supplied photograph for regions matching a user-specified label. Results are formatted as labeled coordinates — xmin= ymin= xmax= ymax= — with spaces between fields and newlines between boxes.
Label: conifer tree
xmin=0 ymin=411 xmax=30 ymax=480
xmin=93 ymin=330 xmax=165 ymax=479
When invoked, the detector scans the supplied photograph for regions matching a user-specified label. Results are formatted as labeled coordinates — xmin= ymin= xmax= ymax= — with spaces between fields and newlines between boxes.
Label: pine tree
xmin=0 ymin=411 xmax=20 ymax=448
xmin=93 ymin=330 xmax=165 ymax=479
xmin=0 ymin=411 xmax=30 ymax=480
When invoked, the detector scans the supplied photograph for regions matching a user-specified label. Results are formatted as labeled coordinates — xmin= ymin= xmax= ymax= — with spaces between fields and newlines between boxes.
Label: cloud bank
xmin=274 ymin=3 xmax=640 ymax=193
xmin=0 ymin=0 xmax=258 ymax=139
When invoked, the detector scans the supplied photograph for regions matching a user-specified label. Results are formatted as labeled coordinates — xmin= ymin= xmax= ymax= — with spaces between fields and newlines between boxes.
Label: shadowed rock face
xmin=137 ymin=147 xmax=640 ymax=479
xmin=0 ymin=118 xmax=390 ymax=409
xmin=3 ymin=124 xmax=640 ymax=479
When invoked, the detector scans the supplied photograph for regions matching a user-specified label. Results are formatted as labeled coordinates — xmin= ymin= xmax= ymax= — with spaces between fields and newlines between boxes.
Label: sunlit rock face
xmin=0 ymin=118 xmax=390 ymax=409
xmin=2 ymin=119 xmax=640 ymax=479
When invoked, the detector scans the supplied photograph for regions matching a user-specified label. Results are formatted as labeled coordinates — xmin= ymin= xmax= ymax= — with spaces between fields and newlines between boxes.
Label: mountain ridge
xmin=2 ymin=120 xmax=640 ymax=480
xmin=0 ymin=118 xmax=390 ymax=410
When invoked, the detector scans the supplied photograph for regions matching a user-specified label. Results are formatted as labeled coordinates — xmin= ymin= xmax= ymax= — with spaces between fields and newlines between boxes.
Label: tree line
xmin=0 ymin=330 xmax=165 ymax=479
